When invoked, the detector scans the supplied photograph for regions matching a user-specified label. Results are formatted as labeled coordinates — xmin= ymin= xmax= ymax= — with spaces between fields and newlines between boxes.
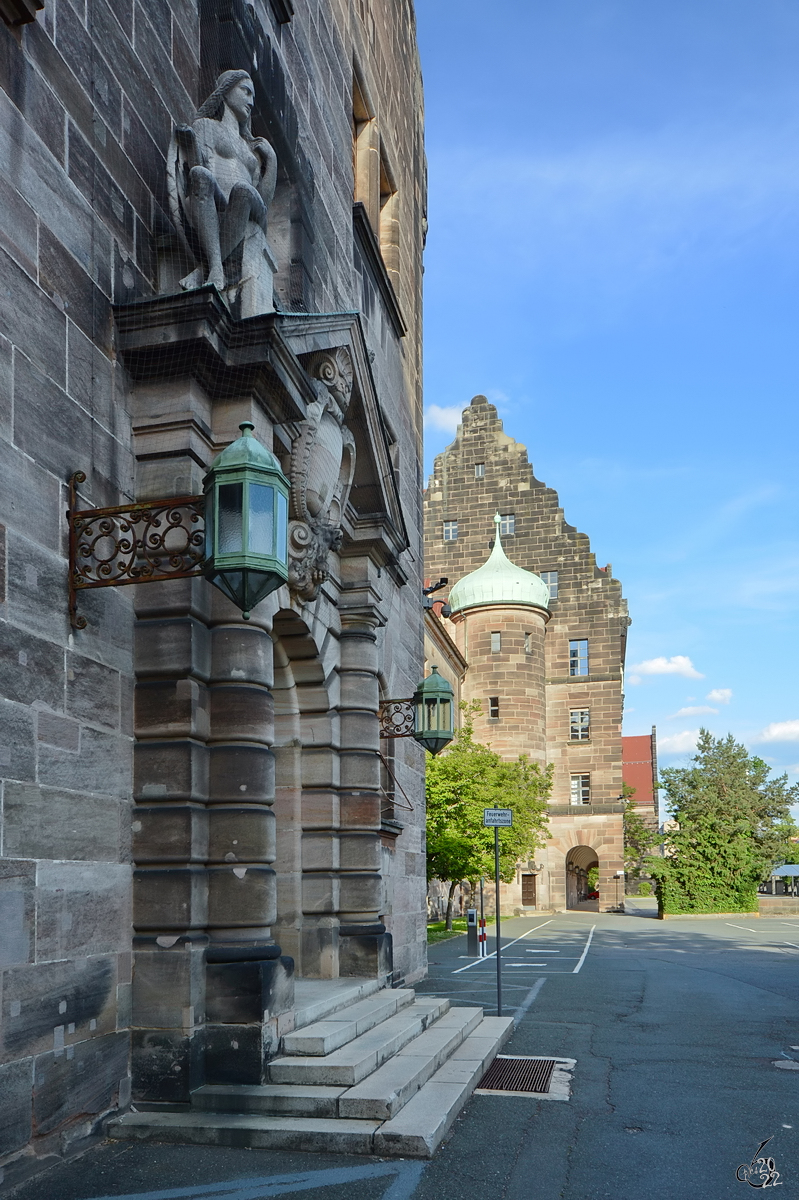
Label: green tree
xmin=647 ymin=730 xmax=798 ymax=915
xmin=426 ymin=703 xmax=552 ymax=928
xmin=623 ymin=784 xmax=661 ymax=879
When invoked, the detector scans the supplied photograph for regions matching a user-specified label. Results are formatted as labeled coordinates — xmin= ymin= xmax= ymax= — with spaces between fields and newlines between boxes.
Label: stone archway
xmin=566 ymin=845 xmax=599 ymax=910
xmin=271 ymin=609 xmax=336 ymax=979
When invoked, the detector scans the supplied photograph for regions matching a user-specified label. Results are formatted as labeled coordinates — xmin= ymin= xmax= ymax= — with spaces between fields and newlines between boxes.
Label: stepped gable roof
xmin=448 ymin=514 xmax=551 ymax=615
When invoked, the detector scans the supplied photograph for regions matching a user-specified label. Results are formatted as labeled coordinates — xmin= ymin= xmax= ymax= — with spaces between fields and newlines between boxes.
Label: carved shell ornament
xmin=288 ymin=348 xmax=356 ymax=601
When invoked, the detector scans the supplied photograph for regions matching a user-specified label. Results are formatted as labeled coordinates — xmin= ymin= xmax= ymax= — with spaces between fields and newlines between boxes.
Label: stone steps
xmin=339 ymin=1006 xmax=483 ymax=1119
xmin=108 ymin=986 xmax=514 ymax=1158
xmin=268 ymin=997 xmax=450 ymax=1087
xmin=281 ymin=988 xmax=416 ymax=1056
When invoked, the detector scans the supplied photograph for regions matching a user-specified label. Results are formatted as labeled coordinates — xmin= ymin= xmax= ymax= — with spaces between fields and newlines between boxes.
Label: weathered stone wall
xmin=1 ymin=0 xmax=426 ymax=1178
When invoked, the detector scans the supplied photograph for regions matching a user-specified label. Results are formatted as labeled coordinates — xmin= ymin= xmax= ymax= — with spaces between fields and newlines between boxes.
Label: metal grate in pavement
xmin=476 ymin=1055 xmax=556 ymax=1095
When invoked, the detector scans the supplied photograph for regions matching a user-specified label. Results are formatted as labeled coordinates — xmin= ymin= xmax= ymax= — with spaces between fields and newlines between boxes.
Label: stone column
xmin=131 ymin=576 xmax=211 ymax=1103
xmin=336 ymin=582 xmax=391 ymax=979
xmin=202 ymin=601 xmax=293 ymax=1083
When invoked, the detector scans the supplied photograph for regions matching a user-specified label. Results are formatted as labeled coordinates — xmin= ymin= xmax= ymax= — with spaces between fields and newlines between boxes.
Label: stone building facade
xmin=424 ymin=396 xmax=630 ymax=913
xmin=0 ymin=0 xmax=426 ymax=1178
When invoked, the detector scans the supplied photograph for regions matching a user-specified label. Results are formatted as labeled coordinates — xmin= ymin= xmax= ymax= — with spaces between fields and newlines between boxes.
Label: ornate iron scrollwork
xmin=378 ymin=699 xmax=414 ymax=739
xmin=68 ymin=472 xmax=205 ymax=629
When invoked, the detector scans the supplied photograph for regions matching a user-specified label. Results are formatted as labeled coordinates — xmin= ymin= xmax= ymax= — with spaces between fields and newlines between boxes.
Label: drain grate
xmin=476 ymin=1055 xmax=557 ymax=1095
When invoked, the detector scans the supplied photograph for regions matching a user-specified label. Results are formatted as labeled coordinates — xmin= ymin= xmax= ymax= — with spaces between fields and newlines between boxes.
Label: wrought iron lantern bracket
xmin=67 ymin=472 xmax=205 ymax=629
xmin=378 ymin=698 xmax=415 ymax=739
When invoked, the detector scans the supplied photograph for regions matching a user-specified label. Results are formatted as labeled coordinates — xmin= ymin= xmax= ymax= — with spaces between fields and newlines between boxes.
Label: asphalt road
xmin=7 ymin=910 xmax=799 ymax=1200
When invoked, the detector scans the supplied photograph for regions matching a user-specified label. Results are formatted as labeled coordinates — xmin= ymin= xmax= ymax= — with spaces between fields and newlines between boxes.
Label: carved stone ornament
xmin=288 ymin=348 xmax=356 ymax=601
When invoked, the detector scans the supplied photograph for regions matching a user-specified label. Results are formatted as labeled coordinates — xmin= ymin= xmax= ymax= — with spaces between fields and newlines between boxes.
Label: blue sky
xmin=415 ymin=0 xmax=799 ymax=802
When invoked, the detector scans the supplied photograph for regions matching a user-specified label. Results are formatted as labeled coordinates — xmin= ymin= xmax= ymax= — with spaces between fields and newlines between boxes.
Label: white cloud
xmin=669 ymin=706 xmax=718 ymax=718
xmin=659 ymin=729 xmax=701 ymax=754
xmin=755 ymin=720 xmax=799 ymax=744
xmin=627 ymin=655 xmax=704 ymax=682
xmin=424 ymin=405 xmax=463 ymax=435
xmin=706 ymin=688 xmax=732 ymax=704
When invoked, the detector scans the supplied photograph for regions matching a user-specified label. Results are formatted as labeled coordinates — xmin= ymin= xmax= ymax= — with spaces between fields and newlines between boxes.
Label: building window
xmin=499 ymin=513 xmax=515 ymax=536
xmin=443 ymin=521 xmax=458 ymax=542
xmin=475 ymin=462 xmax=485 ymax=479
xmin=521 ymin=874 xmax=537 ymax=906
xmin=541 ymin=570 xmax=558 ymax=600
xmin=524 ymin=631 xmax=532 ymax=654
xmin=570 ymin=774 xmax=590 ymax=805
xmin=488 ymin=696 xmax=500 ymax=719
xmin=490 ymin=631 xmax=501 ymax=654
xmin=569 ymin=638 xmax=589 ymax=676
xmin=570 ymin=709 xmax=590 ymax=740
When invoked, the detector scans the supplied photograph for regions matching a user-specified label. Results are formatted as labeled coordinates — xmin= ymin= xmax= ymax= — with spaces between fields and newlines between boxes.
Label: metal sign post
xmin=484 ymin=808 xmax=512 ymax=1017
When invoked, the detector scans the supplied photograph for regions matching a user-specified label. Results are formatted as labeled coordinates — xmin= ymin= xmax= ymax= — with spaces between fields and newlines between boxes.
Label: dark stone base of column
xmin=204 ymin=955 xmax=295 ymax=1085
xmin=339 ymin=927 xmax=393 ymax=979
xmin=131 ymin=1027 xmax=206 ymax=1104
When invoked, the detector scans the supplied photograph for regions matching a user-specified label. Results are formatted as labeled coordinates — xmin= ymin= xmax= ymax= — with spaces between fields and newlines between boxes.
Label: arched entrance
xmin=566 ymin=845 xmax=599 ymax=910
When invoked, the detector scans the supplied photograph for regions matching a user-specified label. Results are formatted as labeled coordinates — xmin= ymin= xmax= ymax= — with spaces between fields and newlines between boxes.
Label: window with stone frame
xmin=499 ymin=513 xmax=515 ymax=536
xmin=570 ymin=773 xmax=591 ymax=805
xmin=490 ymin=631 xmax=501 ymax=654
xmin=443 ymin=520 xmax=458 ymax=542
xmin=488 ymin=696 xmax=500 ymax=719
xmin=524 ymin=631 xmax=533 ymax=654
xmin=474 ymin=462 xmax=485 ymax=479
xmin=540 ymin=570 xmax=558 ymax=600
xmin=569 ymin=709 xmax=590 ymax=741
xmin=352 ymin=66 xmax=398 ymax=275
xmin=569 ymin=638 xmax=589 ymax=676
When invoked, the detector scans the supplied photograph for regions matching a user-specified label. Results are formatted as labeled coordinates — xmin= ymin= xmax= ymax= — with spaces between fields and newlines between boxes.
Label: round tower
xmin=448 ymin=514 xmax=550 ymax=762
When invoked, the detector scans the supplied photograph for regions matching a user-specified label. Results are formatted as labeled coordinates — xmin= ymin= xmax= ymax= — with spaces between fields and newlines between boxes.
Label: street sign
xmin=484 ymin=808 xmax=513 ymax=826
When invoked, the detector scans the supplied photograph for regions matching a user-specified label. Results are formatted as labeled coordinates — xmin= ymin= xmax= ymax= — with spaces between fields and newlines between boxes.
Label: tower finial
xmin=493 ymin=512 xmax=502 ymax=547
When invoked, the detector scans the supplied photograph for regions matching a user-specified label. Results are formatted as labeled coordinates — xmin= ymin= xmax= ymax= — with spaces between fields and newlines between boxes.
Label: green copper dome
xmin=448 ymin=515 xmax=550 ymax=615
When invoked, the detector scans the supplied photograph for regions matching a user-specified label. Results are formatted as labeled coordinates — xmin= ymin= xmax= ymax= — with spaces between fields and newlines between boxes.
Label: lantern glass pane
xmin=276 ymin=491 xmax=288 ymax=565
xmin=248 ymin=483 xmax=274 ymax=555
xmin=438 ymin=699 xmax=451 ymax=731
xmin=424 ymin=697 xmax=439 ymax=731
xmin=205 ymin=493 xmax=214 ymax=561
xmin=218 ymin=483 xmax=243 ymax=554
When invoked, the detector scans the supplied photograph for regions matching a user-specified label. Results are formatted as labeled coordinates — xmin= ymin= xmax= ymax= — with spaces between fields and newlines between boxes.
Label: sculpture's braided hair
xmin=195 ymin=70 xmax=254 ymax=138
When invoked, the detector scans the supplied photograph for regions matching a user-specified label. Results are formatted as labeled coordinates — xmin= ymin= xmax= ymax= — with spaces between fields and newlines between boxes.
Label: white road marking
xmin=725 ymin=923 xmax=759 ymax=932
xmin=451 ymin=920 xmax=553 ymax=973
xmin=512 ymin=977 xmax=547 ymax=1026
xmin=572 ymin=925 xmax=596 ymax=973
xmin=526 ymin=948 xmax=560 ymax=953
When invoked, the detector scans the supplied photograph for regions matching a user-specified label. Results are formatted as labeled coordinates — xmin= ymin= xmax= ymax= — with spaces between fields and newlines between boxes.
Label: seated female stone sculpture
xmin=168 ymin=70 xmax=278 ymax=315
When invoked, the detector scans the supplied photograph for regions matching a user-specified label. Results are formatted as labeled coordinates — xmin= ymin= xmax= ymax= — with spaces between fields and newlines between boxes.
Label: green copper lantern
xmin=203 ymin=422 xmax=290 ymax=618
xmin=412 ymin=666 xmax=454 ymax=755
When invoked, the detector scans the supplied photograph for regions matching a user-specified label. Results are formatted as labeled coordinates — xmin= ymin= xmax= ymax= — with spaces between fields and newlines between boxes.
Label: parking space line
xmin=572 ymin=925 xmax=596 ymax=973
xmin=451 ymin=920 xmax=554 ymax=973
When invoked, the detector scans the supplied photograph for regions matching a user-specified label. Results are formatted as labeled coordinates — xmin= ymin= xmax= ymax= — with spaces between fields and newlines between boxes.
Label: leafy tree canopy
xmin=647 ymin=729 xmax=799 ymax=915
xmin=623 ymin=784 xmax=661 ymax=879
xmin=426 ymin=703 xmax=552 ymax=921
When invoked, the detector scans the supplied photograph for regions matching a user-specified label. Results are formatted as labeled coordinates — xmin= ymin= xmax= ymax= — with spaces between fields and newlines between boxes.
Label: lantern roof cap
xmin=210 ymin=422 xmax=284 ymax=474
xmin=448 ymin=514 xmax=550 ymax=615
xmin=414 ymin=665 xmax=452 ymax=698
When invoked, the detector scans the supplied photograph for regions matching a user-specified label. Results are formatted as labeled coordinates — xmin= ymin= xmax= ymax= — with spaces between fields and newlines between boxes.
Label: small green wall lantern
xmin=203 ymin=422 xmax=290 ymax=618
xmin=412 ymin=666 xmax=455 ymax=755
